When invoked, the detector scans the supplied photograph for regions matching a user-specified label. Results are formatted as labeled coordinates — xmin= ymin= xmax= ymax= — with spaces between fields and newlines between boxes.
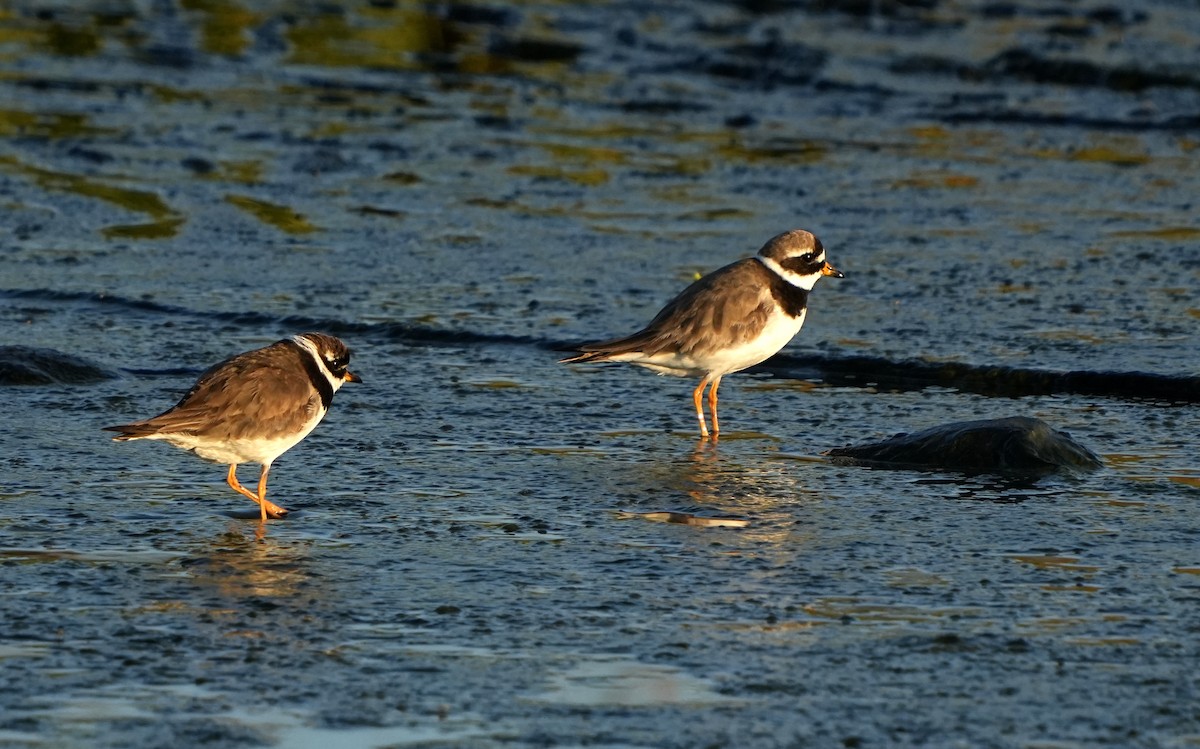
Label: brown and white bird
xmin=104 ymin=332 xmax=361 ymax=521
xmin=561 ymin=229 xmax=843 ymax=438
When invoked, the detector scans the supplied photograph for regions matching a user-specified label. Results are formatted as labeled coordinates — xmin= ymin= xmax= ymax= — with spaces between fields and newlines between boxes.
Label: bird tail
xmin=103 ymin=423 xmax=154 ymax=441
xmin=558 ymin=350 xmax=616 ymax=364
xmin=559 ymin=329 xmax=661 ymax=364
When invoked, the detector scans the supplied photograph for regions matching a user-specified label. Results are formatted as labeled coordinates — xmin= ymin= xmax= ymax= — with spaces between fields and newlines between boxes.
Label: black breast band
xmin=295 ymin=344 xmax=335 ymax=410
xmin=767 ymin=273 xmax=810 ymax=318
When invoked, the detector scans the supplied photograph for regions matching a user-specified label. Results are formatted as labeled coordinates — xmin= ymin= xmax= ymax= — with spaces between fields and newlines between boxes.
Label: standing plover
xmin=105 ymin=332 xmax=361 ymax=521
xmin=562 ymin=229 xmax=842 ymax=438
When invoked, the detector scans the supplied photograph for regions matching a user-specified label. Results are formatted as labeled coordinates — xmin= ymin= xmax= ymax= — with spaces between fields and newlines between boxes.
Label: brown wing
xmin=564 ymin=259 xmax=776 ymax=360
xmin=105 ymin=342 xmax=321 ymax=441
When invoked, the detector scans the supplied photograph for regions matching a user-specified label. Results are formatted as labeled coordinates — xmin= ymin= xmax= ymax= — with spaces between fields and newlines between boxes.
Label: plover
xmin=562 ymin=229 xmax=842 ymax=438
xmin=105 ymin=332 xmax=361 ymax=521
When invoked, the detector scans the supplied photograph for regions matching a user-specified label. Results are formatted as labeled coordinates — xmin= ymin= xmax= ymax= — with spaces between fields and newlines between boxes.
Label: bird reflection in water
xmin=181 ymin=527 xmax=310 ymax=601
xmin=618 ymin=439 xmax=819 ymax=546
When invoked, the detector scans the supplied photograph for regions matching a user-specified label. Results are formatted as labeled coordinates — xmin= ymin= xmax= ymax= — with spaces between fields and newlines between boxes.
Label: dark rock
xmin=0 ymin=346 xmax=116 ymax=385
xmin=755 ymin=352 xmax=1200 ymax=403
xmin=67 ymin=145 xmax=113 ymax=164
xmin=181 ymin=156 xmax=215 ymax=174
xmin=444 ymin=3 xmax=518 ymax=27
xmin=984 ymin=49 xmax=1200 ymax=91
xmin=825 ymin=416 xmax=1102 ymax=474
xmin=488 ymin=36 xmax=583 ymax=63
xmin=137 ymin=44 xmax=196 ymax=69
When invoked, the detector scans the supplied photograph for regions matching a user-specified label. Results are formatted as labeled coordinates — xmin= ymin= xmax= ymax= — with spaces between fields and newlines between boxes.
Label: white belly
xmin=705 ymin=309 xmax=807 ymax=375
xmin=147 ymin=409 xmax=327 ymax=466
xmin=622 ymin=309 xmax=807 ymax=378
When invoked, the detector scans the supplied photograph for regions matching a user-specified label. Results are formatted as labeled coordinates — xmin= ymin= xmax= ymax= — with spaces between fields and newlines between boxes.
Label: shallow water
xmin=2 ymin=1 xmax=1199 ymax=747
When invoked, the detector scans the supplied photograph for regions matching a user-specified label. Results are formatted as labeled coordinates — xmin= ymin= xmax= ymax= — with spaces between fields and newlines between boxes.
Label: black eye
xmin=801 ymin=253 xmax=815 ymax=263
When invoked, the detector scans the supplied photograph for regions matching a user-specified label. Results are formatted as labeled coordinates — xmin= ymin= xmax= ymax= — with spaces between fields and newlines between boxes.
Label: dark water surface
xmin=2 ymin=1 xmax=1199 ymax=747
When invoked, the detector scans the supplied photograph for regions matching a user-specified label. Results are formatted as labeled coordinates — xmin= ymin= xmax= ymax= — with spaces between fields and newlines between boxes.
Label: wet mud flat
xmin=4 ymin=310 xmax=1199 ymax=748
xmin=2 ymin=0 xmax=1200 ymax=747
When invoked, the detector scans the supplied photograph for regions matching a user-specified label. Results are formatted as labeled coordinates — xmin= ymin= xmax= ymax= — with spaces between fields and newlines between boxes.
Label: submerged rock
xmin=757 ymin=352 xmax=1200 ymax=403
xmin=825 ymin=416 xmax=1102 ymax=474
xmin=0 ymin=346 xmax=115 ymax=385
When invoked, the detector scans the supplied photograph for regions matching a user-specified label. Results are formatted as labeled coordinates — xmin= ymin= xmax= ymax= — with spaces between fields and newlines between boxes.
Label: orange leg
xmin=708 ymin=375 xmax=722 ymax=438
xmin=255 ymin=464 xmax=287 ymax=521
xmin=691 ymin=377 xmax=711 ymax=438
xmin=226 ymin=464 xmax=288 ymax=521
